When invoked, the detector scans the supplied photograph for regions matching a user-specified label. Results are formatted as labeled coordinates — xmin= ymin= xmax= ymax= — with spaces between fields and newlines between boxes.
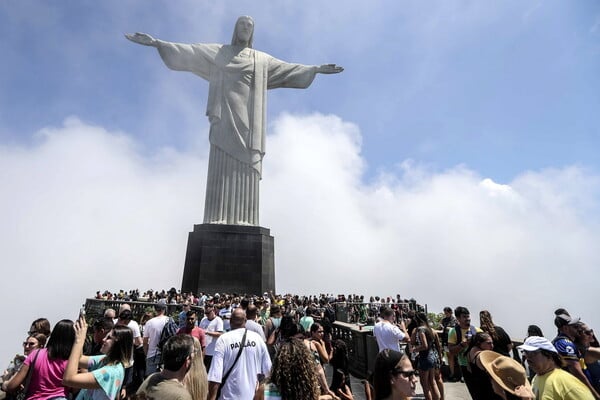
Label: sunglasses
xmin=392 ymin=368 xmax=419 ymax=378
xmin=23 ymin=342 xmax=37 ymax=347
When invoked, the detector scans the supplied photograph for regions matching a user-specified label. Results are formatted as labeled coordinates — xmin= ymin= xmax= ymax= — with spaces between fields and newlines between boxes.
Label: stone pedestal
xmin=181 ymin=224 xmax=275 ymax=296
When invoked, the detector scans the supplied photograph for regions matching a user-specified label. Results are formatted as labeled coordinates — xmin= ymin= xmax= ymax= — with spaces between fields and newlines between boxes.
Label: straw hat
xmin=479 ymin=350 xmax=534 ymax=398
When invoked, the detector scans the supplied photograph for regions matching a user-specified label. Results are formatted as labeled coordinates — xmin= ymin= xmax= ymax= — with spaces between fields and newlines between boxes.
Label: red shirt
xmin=177 ymin=326 xmax=207 ymax=349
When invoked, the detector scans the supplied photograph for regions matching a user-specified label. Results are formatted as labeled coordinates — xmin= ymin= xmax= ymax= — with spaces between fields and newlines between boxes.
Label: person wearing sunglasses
xmin=372 ymin=349 xmax=418 ymax=400
xmin=3 ymin=320 xmax=75 ymax=399
xmin=23 ymin=333 xmax=47 ymax=356
xmin=0 ymin=332 xmax=48 ymax=396
xmin=518 ymin=336 xmax=594 ymax=399
xmin=576 ymin=323 xmax=600 ymax=394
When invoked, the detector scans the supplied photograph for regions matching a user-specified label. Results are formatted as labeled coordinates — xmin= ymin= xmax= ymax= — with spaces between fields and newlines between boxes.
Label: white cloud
xmin=1 ymin=113 xmax=599 ymax=365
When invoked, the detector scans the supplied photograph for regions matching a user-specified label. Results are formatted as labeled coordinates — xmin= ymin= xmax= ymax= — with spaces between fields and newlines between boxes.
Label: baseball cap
xmin=554 ymin=314 xmax=581 ymax=328
xmin=517 ymin=336 xmax=558 ymax=353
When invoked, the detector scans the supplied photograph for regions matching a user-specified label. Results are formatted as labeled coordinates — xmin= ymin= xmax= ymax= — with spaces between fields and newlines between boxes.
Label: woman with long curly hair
xmin=262 ymin=338 xmax=351 ymax=400
xmin=479 ymin=310 xmax=513 ymax=357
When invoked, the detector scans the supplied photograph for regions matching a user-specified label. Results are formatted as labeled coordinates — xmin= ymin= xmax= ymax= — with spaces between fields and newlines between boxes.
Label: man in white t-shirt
xmin=244 ymin=305 xmax=266 ymax=342
xmin=143 ymin=303 xmax=170 ymax=376
xmin=373 ymin=307 xmax=409 ymax=352
xmin=207 ymin=308 xmax=271 ymax=400
xmin=200 ymin=305 xmax=224 ymax=373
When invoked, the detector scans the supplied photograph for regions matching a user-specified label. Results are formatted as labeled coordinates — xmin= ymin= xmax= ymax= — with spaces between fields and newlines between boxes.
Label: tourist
xmin=304 ymin=322 xmax=335 ymax=398
xmin=245 ymin=304 xmax=267 ymax=342
xmin=199 ymin=305 xmax=224 ymax=373
xmin=551 ymin=312 xmax=600 ymax=397
xmin=182 ymin=337 xmax=208 ymax=400
xmin=373 ymin=308 xmax=409 ymax=352
xmin=526 ymin=324 xmax=544 ymax=338
xmin=479 ymin=310 xmax=513 ymax=357
xmin=143 ymin=303 xmax=171 ymax=376
xmin=116 ymin=308 xmax=145 ymax=396
xmin=0 ymin=332 xmax=47 ymax=398
xmin=576 ymin=322 xmax=600 ymax=393
xmin=447 ymin=306 xmax=480 ymax=399
xmin=260 ymin=338 xmax=341 ymax=400
xmin=2 ymin=319 xmax=75 ymax=399
xmin=523 ymin=324 xmax=544 ymax=379
xmin=179 ymin=304 xmax=191 ymax=329
xmin=329 ymin=339 xmax=350 ymax=395
xmin=478 ymin=350 xmax=534 ymax=399
xmin=519 ymin=336 xmax=594 ymax=399
xmin=410 ymin=312 xmax=442 ymax=400
xmin=177 ymin=310 xmax=207 ymax=356
xmin=466 ymin=332 xmax=504 ymax=400
xmin=29 ymin=317 xmax=51 ymax=336
xmin=87 ymin=317 xmax=115 ymax=356
xmin=439 ymin=307 xmax=457 ymax=381
xmin=264 ymin=305 xmax=283 ymax=359
xmin=372 ymin=349 xmax=418 ymax=400
xmin=207 ymin=308 xmax=271 ymax=400
xmin=63 ymin=316 xmax=134 ymax=400
xmin=137 ymin=335 xmax=194 ymax=400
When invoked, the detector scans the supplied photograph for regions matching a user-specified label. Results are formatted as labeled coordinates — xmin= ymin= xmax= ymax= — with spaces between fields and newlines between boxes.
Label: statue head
xmin=231 ymin=15 xmax=254 ymax=48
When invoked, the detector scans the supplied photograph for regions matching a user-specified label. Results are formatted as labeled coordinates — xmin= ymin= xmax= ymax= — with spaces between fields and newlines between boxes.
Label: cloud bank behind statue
xmin=1 ymin=114 xmax=599 ymax=369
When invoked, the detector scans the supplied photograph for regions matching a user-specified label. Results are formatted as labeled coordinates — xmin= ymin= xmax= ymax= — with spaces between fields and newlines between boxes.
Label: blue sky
xmin=3 ymin=1 xmax=599 ymax=180
xmin=1 ymin=1 xmax=600 ymax=361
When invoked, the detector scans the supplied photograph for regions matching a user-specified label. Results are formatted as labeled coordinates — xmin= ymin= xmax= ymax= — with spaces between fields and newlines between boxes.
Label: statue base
xmin=181 ymin=224 xmax=275 ymax=296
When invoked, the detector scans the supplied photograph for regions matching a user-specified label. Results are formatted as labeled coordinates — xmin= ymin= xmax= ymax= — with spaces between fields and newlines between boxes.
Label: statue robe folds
xmin=156 ymin=41 xmax=318 ymax=225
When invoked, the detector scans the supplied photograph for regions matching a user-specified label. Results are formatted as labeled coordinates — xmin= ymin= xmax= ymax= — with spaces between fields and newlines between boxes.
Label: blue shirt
xmin=75 ymin=355 xmax=124 ymax=400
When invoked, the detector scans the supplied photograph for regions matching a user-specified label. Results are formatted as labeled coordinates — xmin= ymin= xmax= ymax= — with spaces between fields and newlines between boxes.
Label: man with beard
xmin=448 ymin=306 xmax=481 ymax=398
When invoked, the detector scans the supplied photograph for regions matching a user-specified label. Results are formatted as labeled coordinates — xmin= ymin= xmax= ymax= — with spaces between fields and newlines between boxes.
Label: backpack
xmin=454 ymin=323 xmax=477 ymax=344
xmin=157 ymin=317 xmax=178 ymax=353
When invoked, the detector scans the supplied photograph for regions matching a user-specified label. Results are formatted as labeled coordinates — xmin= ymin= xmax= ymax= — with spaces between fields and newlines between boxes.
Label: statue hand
xmin=125 ymin=32 xmax=158 ymax=47
xmin=317 ymin=64 xmax=344 ymax=74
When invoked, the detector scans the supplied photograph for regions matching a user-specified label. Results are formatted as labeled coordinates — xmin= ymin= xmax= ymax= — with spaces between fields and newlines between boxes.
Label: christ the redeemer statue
xmin=126 ymin=16 xmax=343 ymax=226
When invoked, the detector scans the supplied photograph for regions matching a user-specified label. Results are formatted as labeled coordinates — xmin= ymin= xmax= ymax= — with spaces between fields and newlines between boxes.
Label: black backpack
xmin=157 ymin=317 xmax=178 ymax=353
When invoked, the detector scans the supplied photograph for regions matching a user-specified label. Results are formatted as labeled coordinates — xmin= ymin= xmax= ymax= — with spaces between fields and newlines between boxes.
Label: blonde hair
xmin=183 ymin=337 xmax=208 ymax=400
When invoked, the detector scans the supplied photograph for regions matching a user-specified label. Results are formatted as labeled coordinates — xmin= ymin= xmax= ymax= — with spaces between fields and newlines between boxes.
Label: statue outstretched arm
xmin=316 ymin=64 xmax=344 ymax=74
xmin=125 ymin=32 xmax=160 ymax=47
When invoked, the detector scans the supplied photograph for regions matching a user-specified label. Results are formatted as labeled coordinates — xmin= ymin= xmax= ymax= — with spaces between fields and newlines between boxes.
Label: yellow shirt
xmin=532 ymin=368 xmax=594 ymax=400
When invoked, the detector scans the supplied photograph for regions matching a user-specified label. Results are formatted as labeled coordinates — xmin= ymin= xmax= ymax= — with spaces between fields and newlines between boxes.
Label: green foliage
xmin=428 ymin=312 xmax=443 ymax=328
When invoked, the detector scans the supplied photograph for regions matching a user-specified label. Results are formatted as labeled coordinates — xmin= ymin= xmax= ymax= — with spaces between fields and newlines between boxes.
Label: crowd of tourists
xmin=383 ymin=305 xmax=600 ymax=400
xmin=2 ymin=290 xmax=599 ymax=400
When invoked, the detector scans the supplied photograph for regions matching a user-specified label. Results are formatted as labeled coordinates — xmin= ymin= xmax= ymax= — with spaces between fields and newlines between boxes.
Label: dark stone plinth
xmin=181 ymin=224 xmax=275 ymax=296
